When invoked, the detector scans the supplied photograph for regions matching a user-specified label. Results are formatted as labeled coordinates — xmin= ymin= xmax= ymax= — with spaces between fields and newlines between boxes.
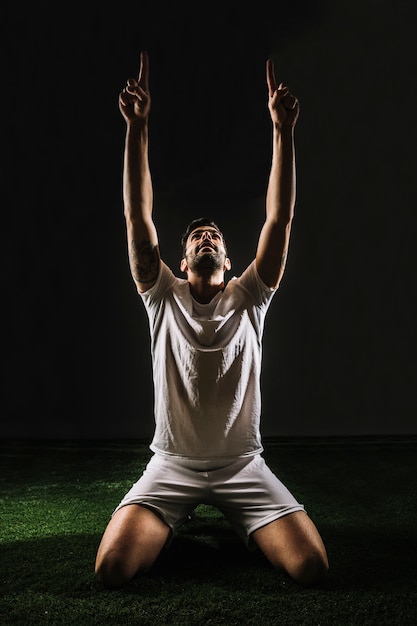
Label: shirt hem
xmin=149 ymin=445 xmax=264 ymax=468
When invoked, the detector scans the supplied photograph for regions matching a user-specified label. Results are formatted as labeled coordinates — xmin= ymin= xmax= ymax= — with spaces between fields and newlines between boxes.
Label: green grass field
xmin=1 ymin=437 xmax=416 ymax=625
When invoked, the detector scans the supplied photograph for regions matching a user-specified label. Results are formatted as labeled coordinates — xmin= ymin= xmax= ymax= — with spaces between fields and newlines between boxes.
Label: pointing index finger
xmin=138 ymin=50 xmax=149 ymax=91
xmin=266 ymin=58 xmax=277 ymax=96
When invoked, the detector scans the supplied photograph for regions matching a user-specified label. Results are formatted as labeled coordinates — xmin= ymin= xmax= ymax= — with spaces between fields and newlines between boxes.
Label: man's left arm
xmin=256 ymin=59 xmax=299 ymax=289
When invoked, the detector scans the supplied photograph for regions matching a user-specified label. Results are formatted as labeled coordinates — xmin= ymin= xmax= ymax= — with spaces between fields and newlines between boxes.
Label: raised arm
xmin=119 ymin=51 xmax=159 ymax=293
xmin=255 ymin=58 xmax=299 ymax=289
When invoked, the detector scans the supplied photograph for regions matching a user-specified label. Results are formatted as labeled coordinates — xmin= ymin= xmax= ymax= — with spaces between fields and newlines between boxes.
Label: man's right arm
xmin=119 ymin=51 xmax=160 ymax=293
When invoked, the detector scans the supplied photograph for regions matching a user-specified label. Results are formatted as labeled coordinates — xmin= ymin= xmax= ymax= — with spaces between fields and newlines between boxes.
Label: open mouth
xmin=198 ymin=243 xmax=216 ymax=253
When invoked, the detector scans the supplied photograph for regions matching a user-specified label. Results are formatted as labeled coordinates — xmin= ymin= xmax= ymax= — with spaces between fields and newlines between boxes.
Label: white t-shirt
xmin=140 ymin=259 xmax=277 ymax=461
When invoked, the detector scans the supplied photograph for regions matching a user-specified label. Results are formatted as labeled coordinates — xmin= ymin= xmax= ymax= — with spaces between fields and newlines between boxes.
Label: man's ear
xmin=180 ymin=258 xmax=188 ymax=273
xmin=224 ymin=257 xmax=231 ymax=271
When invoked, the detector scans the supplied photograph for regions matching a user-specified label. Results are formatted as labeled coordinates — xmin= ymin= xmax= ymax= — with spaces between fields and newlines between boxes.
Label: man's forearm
xmin=266 ymin=125 xmax=296 ymax=225
xmin=123 ymin=121 xmax=153 ymax=223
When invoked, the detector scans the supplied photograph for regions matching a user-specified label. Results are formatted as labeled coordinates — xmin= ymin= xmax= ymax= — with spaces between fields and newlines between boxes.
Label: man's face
xmin=182 ymin=227 xmax=228 ymax=274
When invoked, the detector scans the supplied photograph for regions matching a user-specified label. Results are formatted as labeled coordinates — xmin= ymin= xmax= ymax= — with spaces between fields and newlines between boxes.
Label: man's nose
xmin=202 ymin=231 xmax=212 ymax=240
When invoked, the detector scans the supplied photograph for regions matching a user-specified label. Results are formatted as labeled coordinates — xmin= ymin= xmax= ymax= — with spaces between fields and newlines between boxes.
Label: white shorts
xmin=114 ymin=453 xmax=304 ymax=547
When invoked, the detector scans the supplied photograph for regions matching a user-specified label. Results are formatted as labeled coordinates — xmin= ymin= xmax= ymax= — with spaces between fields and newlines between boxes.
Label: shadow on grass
xmin=321 ymin=523 xmax=417 ymax=593
xmin=2 ymin=516 xmax=416 ymax=595
xmin=153 ymin=521 xmax=269 ymax=580
xmin=1 ymin=524 xmax=269 ymax=596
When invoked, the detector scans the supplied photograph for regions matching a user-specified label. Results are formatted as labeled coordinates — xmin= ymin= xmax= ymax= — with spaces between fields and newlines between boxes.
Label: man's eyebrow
xmin=190 ymin=228 xmax=221 ymax=237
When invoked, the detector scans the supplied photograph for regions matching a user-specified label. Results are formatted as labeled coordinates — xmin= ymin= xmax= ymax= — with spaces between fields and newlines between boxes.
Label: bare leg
xmin=95 ymin=504 xmax=171 ymax=588
xmin=252 ymin=510 xmax=329 ymax=586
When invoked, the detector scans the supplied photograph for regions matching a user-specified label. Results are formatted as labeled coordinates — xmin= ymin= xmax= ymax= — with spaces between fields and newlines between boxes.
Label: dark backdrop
xmin=4 ymin=0 xmax=416 ymax=438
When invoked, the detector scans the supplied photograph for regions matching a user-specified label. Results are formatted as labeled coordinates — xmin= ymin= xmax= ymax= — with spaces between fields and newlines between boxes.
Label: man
xmin=95 ymin=51 xmax=329 ymax=588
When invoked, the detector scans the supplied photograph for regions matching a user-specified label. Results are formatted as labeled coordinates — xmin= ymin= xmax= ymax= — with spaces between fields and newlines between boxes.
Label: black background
xmin=4 ymin=0 xmax=416 ymax=438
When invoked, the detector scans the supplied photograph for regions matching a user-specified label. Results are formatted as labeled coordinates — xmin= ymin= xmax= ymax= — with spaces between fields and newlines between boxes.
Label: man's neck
xmin=187 ymin=271 xmax=225 ymax=304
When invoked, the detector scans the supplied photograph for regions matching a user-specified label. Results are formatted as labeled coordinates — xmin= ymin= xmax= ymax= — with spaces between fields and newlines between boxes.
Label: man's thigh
xmin=95 ymin=503 xmax=171 ymax=582
xmin=252 ymin=510 xmax=328 ymax=582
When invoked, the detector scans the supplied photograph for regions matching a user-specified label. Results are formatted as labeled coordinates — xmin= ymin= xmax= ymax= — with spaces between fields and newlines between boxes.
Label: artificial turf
xmin=1 ymin=437 xmax=416 ymax=625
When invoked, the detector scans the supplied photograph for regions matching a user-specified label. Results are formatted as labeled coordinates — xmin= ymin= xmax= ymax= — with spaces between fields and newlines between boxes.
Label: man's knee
xmin=290 ymin=547 xmax=329 ymax=587
xmin=95 ymin=547 xmax=151 ymax=588
xmin=95 ymin=549 xmax=134 ymax=588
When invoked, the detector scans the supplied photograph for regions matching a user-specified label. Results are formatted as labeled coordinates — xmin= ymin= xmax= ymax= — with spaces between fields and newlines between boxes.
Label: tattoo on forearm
xmin=129 ymin=240 xmax=159 ymax=284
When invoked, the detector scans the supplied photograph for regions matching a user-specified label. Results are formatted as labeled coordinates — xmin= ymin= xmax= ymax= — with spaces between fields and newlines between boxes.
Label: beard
xmin=186 ymin=248 xmax=225 ymax=274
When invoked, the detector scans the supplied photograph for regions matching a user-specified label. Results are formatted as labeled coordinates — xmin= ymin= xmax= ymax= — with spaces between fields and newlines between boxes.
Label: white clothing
xmin=114 ymin=453 xmax=305 ymax=547
xmin=114 ymin=259 xmax=305 ymax=545
xmin=140 ymin=260 xmax=276 ymax=461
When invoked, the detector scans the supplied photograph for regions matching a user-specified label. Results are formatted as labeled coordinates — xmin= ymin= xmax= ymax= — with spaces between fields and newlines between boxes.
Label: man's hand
xmin=266 ymin=58 xmax=299 ymax=129
xmin=119 ymin=51 xmax=151 ymax=123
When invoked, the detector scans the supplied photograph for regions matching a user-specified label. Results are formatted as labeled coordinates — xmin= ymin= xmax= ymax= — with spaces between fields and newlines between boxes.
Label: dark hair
xmin=180 ymin=217 xmax=226 ymax=256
